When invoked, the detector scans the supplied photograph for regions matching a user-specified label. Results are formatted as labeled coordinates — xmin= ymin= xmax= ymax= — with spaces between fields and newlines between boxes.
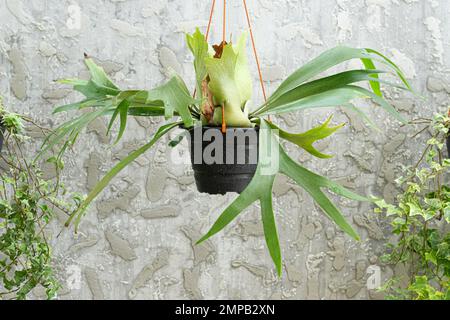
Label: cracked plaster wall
xmin=0 ymin=0 xmax=449 ymax=300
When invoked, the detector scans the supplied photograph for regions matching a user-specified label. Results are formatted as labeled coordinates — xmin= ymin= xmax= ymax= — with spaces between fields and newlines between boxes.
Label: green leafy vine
xmin=375 ymin=110 xmax=450 ymax=300
xmin=0 ymin=99 xmax=81 ymax=300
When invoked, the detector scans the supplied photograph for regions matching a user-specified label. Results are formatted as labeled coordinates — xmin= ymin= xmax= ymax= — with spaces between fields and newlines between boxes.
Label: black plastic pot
xmin=186 ymin=126 xmax=259 ymax=194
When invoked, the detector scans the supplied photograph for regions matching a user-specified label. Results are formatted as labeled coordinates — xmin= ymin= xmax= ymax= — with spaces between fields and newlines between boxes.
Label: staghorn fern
xmin=40 ymin=28 xmax=415 ymax=275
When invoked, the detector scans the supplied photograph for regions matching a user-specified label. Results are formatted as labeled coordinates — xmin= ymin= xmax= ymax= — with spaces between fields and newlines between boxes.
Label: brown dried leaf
xmin=201 ymin=77 xmax=215 ymax=124
xmin=212 ymin=41 xmax=228 ymax=59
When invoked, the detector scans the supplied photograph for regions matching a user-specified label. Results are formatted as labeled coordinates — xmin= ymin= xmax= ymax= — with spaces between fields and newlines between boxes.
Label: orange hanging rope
xmin=221 ymin=103 xmax=226 ymax=133
xmin=242 ymin=0 xmax=267 ymax=103
xmin=197 ymin=0 xmax=269 ymax=130
xmin=205 ymin=0 xmax=216 ymax=41
xmin=242 ymin=0 xmax=271 ymax=122
xmin=221 ymin=0 xmax=227 ymax=133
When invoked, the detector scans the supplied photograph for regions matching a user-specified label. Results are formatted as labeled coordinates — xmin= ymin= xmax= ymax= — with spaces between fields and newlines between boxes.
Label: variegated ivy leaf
xmin=444 ymin=205 xmax=450 ymax=223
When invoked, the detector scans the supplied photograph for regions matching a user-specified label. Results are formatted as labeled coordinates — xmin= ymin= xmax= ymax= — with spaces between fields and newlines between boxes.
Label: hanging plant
xmin=40 ymin=27 xmax=414 ymax=275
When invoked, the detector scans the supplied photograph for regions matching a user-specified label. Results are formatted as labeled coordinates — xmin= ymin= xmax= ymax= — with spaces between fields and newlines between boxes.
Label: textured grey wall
xmin=0 ymin=0 xmax=449 ymax=300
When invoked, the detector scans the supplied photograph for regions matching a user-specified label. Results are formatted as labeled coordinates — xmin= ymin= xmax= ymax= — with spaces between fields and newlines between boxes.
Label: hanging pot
xmin=185 ymin=126 xmax=259 ymax=194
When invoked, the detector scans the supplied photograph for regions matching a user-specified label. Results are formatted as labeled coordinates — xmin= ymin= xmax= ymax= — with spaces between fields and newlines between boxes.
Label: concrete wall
xmin=0 ymin=0 xmax=449 ymax=300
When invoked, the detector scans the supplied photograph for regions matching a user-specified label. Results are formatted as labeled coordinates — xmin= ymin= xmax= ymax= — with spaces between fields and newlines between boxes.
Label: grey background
xmin=0 ymin=0 xmax=449 ymax=300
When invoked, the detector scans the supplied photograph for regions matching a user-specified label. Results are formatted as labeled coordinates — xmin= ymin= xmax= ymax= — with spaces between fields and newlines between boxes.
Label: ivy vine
xmin=375 ymin=110 xmax=450 ymax=300
xmin=0 ymin=98 xmax=81 ymax=300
